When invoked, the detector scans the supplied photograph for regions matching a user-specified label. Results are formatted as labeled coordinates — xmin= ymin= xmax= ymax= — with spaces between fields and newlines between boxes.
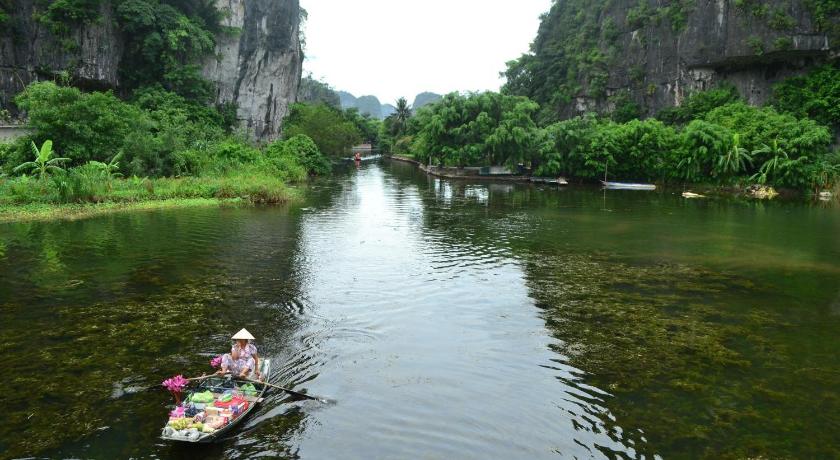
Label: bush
xmin=282 ymin=103 xmax=362 ymax=158
xmin=704 ymin=102 xmax=832 ymax=159
xmin=673 ymin=120 xmax=733 ymax=182
xmin=537 ymin=115 xmax=605 ymax=177
xmin=772 ymin=64 xmax=840 ymax=131
xmin=657 ymin=86 xmax=741 ymax=125
xmin=266 ymin=134 xmax=331 ymax=176
xmin=0 ymin=140 xmax=30 ymax=176
xmin=15 ymin=82 xmax=152 ymax=165
xmin=410 ymin=92 xmax=543 ymax=167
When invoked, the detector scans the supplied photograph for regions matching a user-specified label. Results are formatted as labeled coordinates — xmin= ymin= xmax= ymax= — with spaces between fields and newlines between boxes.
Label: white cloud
xmin=300 ymin=0 xmax=551 ymax=104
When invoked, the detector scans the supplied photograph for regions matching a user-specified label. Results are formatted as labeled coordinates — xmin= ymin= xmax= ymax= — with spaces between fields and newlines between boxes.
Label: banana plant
xmin=750 ymin=140 xmax=788 ymax=184
xmin=714 ymin=134 xmax=752 ymax=179
xmin=13 ymin=140 xmax=70 ymax=180
xmin=88 ymin=151 xmax=124 ymax=181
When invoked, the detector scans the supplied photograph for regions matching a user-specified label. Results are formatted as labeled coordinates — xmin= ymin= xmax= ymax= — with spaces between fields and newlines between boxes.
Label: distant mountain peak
xmin=338 ymin=91 xmax=443 ymax=119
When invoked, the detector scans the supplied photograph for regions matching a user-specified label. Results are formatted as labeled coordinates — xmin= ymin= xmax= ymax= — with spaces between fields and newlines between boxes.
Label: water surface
xmin=1 ymin=161 xmax=838 ymax=459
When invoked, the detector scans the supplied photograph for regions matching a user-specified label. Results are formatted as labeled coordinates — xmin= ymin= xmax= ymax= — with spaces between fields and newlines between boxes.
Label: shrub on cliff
xmin=657 ymin=86 xmax=741 ymax=125
xmin=772 ymin=64 xmax=840 ymax=131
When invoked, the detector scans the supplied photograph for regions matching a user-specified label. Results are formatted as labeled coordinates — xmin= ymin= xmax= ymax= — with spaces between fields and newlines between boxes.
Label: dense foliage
xmin=386 ymin=89 xmax=838 ymax=192
xmin=1 ymin=81 xmax=332 ymax=207
xmin=772 ymin=63 xmax=840 ymax=131
xmin=282 ymin=103 xmax=363 ymax=158
xmin=501 ymin=0 xmax=839 ymax=124
xmin=25 ymin=0 xmax=222 ymax=101
xmin=407 ymin=92 xmax=543 ymax=167
xmin=298 ymin=76 xmax=342 ymax=108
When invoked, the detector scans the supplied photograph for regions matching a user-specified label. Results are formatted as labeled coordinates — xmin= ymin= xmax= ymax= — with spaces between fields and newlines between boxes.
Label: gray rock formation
xmin=0 ymin=0 xmax=123 ymax=111
xmin=203 ymin=0 xmax=302 ymax=141
xmin=298 ymin=76 xmax=341 ymax=108
xmin=0 ymin=0 xmax=303 ymax=141
xmin=611 ymin=0 xmax=836 ymax=112
xmin=514 ymin=0 xmax=838 ymax=119
xmin=412 ymin=92 xmax=442 ymax=109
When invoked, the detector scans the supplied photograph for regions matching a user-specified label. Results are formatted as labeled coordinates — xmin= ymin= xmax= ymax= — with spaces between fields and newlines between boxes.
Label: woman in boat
xmin=218 ymin=328 xmax=261 ymax=379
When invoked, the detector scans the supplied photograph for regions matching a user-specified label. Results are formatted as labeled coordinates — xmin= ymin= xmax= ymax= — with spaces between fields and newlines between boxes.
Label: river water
xmin=1 ymin=160 xmax=838 ymax=459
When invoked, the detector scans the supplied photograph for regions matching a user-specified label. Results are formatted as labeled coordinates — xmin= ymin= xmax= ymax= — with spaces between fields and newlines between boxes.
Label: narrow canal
xmin=0 ymin=160 xmax=838 ymax=458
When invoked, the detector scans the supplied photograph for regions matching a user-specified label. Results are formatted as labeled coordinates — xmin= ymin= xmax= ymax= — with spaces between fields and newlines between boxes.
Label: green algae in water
xmin=526 ymin=253 xmax=839 ymax=458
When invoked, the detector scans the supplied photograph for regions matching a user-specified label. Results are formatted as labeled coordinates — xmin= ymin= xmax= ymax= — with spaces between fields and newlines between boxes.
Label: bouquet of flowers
xmin=210 ymin=355 xmax=222 ymax=368
xmin=162 ymin=374 xmax=188 ymax=404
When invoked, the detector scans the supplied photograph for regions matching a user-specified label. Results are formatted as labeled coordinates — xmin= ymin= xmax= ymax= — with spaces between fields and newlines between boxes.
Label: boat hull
xmin=161 ymin=358 xmax=271 ymax=443
xmin=600 ymin=181 xmax=656 ymax=190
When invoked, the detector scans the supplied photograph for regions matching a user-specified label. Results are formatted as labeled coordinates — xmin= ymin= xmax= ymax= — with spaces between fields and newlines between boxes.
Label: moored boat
xmin=161 ymin=359 xmax=271 ymax=443
xmin=600 ymin=181 xmax=656 ymax=190
xmin=529 ymin=176 xmax=569 ymax=185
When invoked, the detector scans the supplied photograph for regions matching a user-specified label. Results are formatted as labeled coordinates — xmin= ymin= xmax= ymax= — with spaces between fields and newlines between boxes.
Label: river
xmin=1 ymin=160 xmax=838 ymax=459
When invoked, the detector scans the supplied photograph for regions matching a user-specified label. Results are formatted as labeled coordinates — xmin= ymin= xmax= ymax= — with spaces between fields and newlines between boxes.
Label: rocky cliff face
xmin=0 ymin=0 xmax=123 ymax=111
xmin=507 ymin=0 xmax=839 ymax=120
xmin=0 ymin=0 xmax=302 ymax=140
xmin=203 ymin=0 xmax=302 ymax=140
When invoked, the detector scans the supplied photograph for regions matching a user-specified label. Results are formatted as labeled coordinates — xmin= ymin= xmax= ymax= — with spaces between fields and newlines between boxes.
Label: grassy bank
xmin=0 ymin=170 xmax=299 ymax=223
xmin=0 ymin=197 xmax=243 ymax=223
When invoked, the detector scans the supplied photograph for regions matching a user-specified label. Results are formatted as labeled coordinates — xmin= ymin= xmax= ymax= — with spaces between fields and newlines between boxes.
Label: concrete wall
xmin=0 ymin=125 xmax=30 ymax=142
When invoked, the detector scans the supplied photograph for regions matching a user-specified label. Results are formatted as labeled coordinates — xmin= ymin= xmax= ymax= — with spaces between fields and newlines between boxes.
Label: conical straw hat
xmin=231 ymin=328 xmax=255 ymax=340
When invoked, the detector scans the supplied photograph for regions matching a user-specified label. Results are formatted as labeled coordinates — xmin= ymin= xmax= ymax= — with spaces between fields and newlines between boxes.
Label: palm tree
xmin=392 ymin=97 xmax=412 ymax=137
xmin=13 ymin=140 xmax=70 ymax=180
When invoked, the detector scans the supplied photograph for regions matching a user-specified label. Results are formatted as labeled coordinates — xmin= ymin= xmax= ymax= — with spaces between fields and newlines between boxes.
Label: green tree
xmin=115 ymin=0 xmax=219 ymax=101
xmin=282 ymin=103 xmax=362 ymax=158
xmin=266 ymin=134 xmax=331 ymax=176
xmin=15 ymin=81 xmax=152 ymax=165
xmin=393 ymin=97 xmax=411 ymax=135
xmin=410 ymin=92 xmax=543 ymax=167
xmin=772 ymin=64 xmax=840 ymax=131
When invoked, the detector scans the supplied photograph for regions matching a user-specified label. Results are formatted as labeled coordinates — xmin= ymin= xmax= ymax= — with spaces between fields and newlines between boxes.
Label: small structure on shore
xmin=0 ymin=124 xmax=30 ymax=142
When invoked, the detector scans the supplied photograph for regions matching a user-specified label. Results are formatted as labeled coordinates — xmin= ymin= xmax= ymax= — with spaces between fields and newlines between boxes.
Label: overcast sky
xmin=299 ymin=0 xmax=552 ymax=105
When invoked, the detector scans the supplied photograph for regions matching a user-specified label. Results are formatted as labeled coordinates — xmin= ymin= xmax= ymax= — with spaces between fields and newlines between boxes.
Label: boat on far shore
xmin=344 ymin=154 xmax=382 ymax=163
xmin=600 ymin=181 xmax=656 ymax=190
xmin=530 ymin=176 xmax=569 ymax=185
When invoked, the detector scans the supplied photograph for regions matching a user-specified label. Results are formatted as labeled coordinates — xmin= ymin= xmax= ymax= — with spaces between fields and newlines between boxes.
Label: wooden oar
xmin=245 ymin=377 xmax=330 ymax=403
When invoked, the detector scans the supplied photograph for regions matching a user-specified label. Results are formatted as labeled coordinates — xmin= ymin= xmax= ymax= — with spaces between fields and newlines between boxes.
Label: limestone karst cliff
xmin=203 ymin=0 xmax=302 ymax=140
xmin=0 ymin=0 xmax=302 ymax=140
xmin=503 ymin=0 xmax=839 ymax=122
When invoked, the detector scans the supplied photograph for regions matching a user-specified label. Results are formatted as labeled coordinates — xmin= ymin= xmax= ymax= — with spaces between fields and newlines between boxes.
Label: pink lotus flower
xmin=162 ymin=374 xmax=188 ymax=393
xmin=210 ymin=355 xmax=222 ymax=368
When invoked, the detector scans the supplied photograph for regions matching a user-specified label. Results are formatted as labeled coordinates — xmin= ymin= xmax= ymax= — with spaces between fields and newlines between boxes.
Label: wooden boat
xmin=530 ymin=176 xmax=569 ymax=185
xmin=161 ymin=358 xmax=271 ymax=443
xmin=600 ymin=180 xmax=656 ymax=190
xmin=343 ymin=154 xmax=382 ymax=162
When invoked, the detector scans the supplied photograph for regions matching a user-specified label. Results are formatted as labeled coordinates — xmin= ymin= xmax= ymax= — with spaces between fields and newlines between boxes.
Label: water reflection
xmin=0 ymin=161 xmax=837 ymax=459
xmin=0 ymin=208 xmax=311 ymax=458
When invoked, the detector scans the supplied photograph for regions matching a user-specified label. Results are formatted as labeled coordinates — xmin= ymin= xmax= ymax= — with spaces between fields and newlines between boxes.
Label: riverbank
xmin=0 ymin=173 xmax=300 ymax=223
xmin=388 ymin=155 xmax=838 ymax=201
xmin=0 ymin=198 xmax=249 ymax=223
xmin=390 ymin=155 xmax=533 ymax=182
